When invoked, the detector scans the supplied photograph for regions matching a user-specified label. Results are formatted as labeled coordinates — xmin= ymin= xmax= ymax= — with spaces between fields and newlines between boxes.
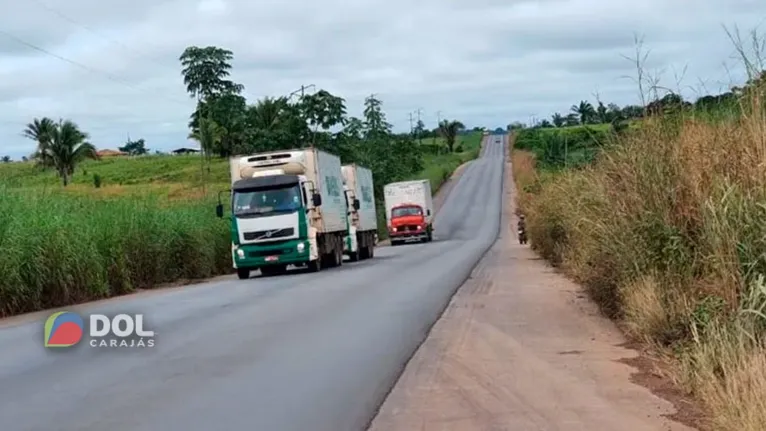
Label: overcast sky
xmin=0 ymin=0 xmax=765 ymax=158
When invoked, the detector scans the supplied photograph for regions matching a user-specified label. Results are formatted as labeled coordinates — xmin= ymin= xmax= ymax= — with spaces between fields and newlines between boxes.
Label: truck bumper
xmin=389 ymin=230 xmax=428 ymax=241
xmin=232 ymin=239 xmax=310 ymax=268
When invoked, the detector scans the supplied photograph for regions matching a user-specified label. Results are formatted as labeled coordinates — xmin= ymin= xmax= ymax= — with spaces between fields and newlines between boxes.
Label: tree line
xmin=16 ymin=44 xmax=468 ymax=191
xmin=511 ymin=69 xmax=766 ymax=131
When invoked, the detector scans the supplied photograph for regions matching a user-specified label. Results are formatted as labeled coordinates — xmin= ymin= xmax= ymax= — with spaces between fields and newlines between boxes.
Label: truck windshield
xmin=392 ymin=206 xmax=422 ymax=217
xmin=232 ymin=185 xmax=302 ymax=217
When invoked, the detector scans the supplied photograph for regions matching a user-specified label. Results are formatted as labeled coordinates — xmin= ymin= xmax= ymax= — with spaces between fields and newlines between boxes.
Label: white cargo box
xmin=383 ymin=179 xmax=433 ymax=226
xmin=342 ymin=164 xmax=378 ymax=232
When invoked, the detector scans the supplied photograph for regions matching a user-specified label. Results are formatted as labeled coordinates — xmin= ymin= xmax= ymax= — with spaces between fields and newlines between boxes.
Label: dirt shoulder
xmin=368 ymin=143 xmax=702 ymax=431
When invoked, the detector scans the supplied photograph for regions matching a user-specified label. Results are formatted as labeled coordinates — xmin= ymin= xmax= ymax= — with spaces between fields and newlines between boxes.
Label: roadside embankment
xmin=512 ymin=113 xmax=766 ymax=430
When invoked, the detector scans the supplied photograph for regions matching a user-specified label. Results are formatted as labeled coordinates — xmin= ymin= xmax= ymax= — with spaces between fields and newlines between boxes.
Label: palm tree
xmin=22 ymin=117 xmax=57 ymax=167
xmin=551 ymin=113 xmax=565 ymax=127
xmin=438 ymin=120 xmax=465 ymax=153
xmin=39 ymin=120 xmax=98 ymax=186
xmin=571 ymin=100 xmax=595 ymax=124
xmin=248 ymin=96 xmax=288 ymax=131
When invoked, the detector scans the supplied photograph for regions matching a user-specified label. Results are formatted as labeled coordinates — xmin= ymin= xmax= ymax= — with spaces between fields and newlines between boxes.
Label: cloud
xmin=0 ymin=0 xmax=765 ymax=158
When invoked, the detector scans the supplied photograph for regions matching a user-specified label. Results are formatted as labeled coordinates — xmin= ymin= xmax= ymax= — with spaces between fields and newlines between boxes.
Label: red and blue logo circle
xmin=44 ymin=311 xmax=84 ymax=347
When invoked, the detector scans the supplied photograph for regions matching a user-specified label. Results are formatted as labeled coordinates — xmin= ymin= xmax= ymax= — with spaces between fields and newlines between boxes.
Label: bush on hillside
xmin=514 ymin=126 xmax=613 ymax=170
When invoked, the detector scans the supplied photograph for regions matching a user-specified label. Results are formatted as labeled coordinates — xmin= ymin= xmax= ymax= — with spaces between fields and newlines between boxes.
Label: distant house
xmin=171 ymin=147 xmax=201 ymax=155
xmin=96 ymin=149 xmax=128 ymax=158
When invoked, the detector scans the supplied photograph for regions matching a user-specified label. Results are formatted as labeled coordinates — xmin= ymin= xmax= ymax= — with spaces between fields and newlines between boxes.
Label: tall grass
xmin=0 ymin=188 xmax=230 ymax=317
xmin=514 ymin=92 xmax=766 ymax=429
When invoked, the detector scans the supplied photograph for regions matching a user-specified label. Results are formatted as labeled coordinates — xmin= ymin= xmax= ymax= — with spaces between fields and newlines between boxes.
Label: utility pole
xmin=415 ymin=108 xmax=423 ymax=144
xmin=288 ymin=84 xmax=315 ymax=100
xmin=408 ymin=112 xmax=415 ymax=134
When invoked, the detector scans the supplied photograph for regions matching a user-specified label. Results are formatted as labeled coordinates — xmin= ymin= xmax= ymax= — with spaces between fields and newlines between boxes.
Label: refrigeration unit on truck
xmin=341 ymin=164 xmax=377 ymax=261
xmin=383 ymin=179 xmax=434 ymax=245
xmin=216 ymin=148 xmax=348 ymax=279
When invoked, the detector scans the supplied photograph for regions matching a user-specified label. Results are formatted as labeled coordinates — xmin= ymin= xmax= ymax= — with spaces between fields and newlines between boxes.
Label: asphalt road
xmin=0 ymin=135 xmax=505 ymax=431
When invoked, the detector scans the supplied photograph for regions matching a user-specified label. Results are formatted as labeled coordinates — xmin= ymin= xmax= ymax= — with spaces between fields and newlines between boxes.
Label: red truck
xmin=383 ymin=179 xmax=434 ymax=245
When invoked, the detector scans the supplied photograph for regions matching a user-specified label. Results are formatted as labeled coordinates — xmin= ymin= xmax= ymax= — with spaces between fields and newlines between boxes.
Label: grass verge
xmin=0 ymin=188 xmax=230 ymax=317
xmin=513 ymin=107 xmax=766 ymax=429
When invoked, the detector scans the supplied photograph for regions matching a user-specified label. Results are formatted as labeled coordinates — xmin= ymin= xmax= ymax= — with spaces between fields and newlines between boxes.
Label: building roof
xmin=171 ymin=147 xmax=201 ymax=153
xmin=96 ymin=149 xmax=128 ymax=157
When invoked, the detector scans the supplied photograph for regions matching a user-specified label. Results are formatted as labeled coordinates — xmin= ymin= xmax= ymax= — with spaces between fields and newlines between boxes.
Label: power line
xmin=28 ymin=0 xmax=261 ymax=102
xmin=0 ymin=28 xmax=193 ymax=107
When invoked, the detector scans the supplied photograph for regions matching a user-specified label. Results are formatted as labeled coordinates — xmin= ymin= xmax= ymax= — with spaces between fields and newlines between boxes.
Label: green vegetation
xmin=0 ymin=189 xmax=229 ymax=316
xmin=513 ymin=37 xmax=766 ymax=431
xmin=0 ymin=44 xmax=482 ymax=317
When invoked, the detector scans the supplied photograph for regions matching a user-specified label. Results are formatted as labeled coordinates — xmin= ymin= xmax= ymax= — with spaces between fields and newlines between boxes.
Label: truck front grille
xmin=248 ymin=248 xmax=291 ymax=258
xmin=402 ymin=225 xmax=421 ymax=232
xmin=243 ymin=228 xmax=295 ymax=241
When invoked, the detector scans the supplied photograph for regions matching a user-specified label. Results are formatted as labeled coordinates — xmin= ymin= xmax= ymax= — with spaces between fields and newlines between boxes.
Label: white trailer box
xmin=341 ymin=164 xmax=377 ymax=232
xmin=383 ymin=179 xmax=433 ymax=226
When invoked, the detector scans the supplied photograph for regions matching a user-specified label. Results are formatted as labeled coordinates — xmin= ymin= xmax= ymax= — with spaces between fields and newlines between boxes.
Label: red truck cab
xmin=388 ymin=204 xmax=433 ymax=244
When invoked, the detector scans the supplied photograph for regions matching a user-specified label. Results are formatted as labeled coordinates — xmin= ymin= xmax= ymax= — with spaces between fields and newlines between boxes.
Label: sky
xmin=1 ymin=0 xmax=765 ymax=159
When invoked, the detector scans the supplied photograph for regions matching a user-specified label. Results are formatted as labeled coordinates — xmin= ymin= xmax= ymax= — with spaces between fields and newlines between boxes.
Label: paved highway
xmin=0 ymin=135 xmax=505 ymax=431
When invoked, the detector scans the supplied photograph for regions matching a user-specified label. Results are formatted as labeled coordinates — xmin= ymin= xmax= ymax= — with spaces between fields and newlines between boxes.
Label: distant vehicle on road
xmin=383 ymin=179 xmax=434 ymax=245
xmin=217 ymin=148 xmax=347 ymax=278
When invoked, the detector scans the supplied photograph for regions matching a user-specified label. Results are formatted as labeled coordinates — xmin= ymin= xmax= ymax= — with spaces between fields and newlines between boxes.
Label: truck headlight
xmin=392 ymin=227 xmax=397 ymax=232
xmin=236 ymin=249 xmax=245 ymax=259
xmin=296 ymin=242 xmax=305 ymax=253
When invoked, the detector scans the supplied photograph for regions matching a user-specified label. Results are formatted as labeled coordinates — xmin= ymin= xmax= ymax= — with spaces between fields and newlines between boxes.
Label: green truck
xmin=216 ymin=148 xmax=348 ymax=279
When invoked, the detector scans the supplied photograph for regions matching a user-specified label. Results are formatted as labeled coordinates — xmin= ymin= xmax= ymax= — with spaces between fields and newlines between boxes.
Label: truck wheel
xmin=335 ymin=241 xmax=344 ymax=267
xmin=349 ymin=251 xmax=359 ymax=262
xmin=427 ymin=230 xmax=433 ymax=242
xmin=367 ymin=243 xmax=374 ymax=258
xmin=307 ymin=256 xmax=322 ymax=272
xmin=237 ymin=268 xmax=250 ymax=280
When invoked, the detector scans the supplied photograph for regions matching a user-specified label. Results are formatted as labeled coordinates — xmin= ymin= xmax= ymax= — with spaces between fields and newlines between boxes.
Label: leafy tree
xmin=438 ymin=120 xmax=465 ymax=153
xmin=551 ymin=113 xmax=565 ymax=127
xmin=413 ymin=120 xmax=426 ymax=142
xmin=564 ymin=113 xmax=580 ymax=127
xmin=1 ymin=156 xmax=10 ymax=163
xmin=179 ymin=45 xmax=245 ymax=159
xmin=119 ymin=138 xmax=148 ymax=155
xmin=179 ymin=46 xmax=243 ymax=101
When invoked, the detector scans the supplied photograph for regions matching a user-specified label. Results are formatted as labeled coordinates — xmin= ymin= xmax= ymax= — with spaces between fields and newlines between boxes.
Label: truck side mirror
xmin=353 ymin=199 xmax=360 ymax=210
xmin=312 ymin=193 xmax=322 ymax=207
xmin=426 ymin=209 xmax=431 ymax=216
xmin=215 ymin=203 xmax=224 ymax=218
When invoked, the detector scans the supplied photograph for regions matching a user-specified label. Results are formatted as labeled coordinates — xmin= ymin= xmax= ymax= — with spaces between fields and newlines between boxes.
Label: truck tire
xmin=427 ymin=230 xmax=433 ymax=242
xmin=237 ymin=268 xmax=250 ymax=280
xmin=349 ymin=251 xmax=359 ymax=262
xmin=307 ymin=255 xmax=322 ymax=272
xmin=335 ymin=239 xmax=344 ymax=267
xmin=367 ymin=242 xmax=374 ymax=258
